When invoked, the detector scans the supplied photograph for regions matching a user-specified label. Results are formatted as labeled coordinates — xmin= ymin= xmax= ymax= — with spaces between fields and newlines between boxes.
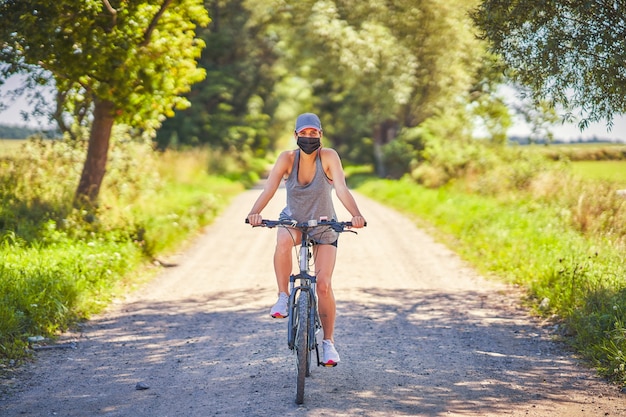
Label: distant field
xmin=0 ymin=139 xmax=26 ymax=157
xmin=533 ymin=142 xmax=626 ymax=161
xmin=570 ymin=160 xmax=626 ymax=182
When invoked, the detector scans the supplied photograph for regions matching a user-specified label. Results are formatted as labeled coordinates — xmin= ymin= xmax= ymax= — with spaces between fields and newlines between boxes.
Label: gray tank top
xmin=279 ymin=150 xmax=338 ymax=244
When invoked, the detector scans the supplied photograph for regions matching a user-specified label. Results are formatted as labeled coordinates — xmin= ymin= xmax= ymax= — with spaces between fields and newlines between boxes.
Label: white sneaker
xmin=270 ymin=292 xmax=289 ymax=318
xmin=322 ymin=339 xmax=340 ymax=366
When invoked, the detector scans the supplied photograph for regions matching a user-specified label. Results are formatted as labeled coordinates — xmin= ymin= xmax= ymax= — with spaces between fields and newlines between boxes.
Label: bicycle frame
xmin=286 ymin=225 xmax=321 ymax=358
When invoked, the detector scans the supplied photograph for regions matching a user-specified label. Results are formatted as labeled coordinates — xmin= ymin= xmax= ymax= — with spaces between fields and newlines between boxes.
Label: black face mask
xmin=297 ymin=136 xmax=321 ymax=154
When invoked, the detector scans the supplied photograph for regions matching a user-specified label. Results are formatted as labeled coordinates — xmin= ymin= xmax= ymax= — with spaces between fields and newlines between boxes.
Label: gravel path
xmin=1 ymin=188 xmax=624 ymax=416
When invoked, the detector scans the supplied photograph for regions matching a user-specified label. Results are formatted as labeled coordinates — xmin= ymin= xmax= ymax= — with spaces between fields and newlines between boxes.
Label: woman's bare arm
xmin=323 ymin=149 xmax=366 ymax=228
xmin=247 ymin=151 xmax=292 ymax=225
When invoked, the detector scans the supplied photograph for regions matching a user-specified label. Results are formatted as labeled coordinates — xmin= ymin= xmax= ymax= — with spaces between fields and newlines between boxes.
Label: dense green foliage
xmin=473 ymin=1 xmax=626 ymax=129
xmin=0 ymin=0 xmax=209 ymax=134
xmin=156 ymin=0 xmax=276 ymax=157
xmin=3 ymin=1 xmax=621 ymax=197
xmin=353 ymin=143 xmax=626 ymax=385
xmin=0 ymin=137 xmax=243 ymax=363
xmin=157 ymin=0 xmax=510 ymax=177
xmin=0 ymin=0 xmax=210 ymax=204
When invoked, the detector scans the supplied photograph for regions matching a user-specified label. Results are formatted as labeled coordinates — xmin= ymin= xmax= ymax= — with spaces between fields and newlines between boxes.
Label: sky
xmin=508 ymin=114 xmax=626 ymax=142
xmin=1 ymin=74 xmax=625 ymax=142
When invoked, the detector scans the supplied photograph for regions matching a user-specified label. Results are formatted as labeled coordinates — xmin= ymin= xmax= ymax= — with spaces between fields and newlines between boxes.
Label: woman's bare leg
xmin=314 ymin=244 xmax=338 ymax=341
xmin=274 ymin=227 xmax=300 ymax=294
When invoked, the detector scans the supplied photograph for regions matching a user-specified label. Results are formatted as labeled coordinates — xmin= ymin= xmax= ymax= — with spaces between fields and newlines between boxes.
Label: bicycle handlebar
xmin=245 ymin=218 xmax=366 ymax=232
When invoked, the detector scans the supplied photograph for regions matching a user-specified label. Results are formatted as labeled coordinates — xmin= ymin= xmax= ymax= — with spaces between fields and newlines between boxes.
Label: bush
xmin=411 ymin=136 xmax=501 ymax=188
xmin=381 ymin=138 xmax=417 ymax=179
xmin=0 ymin=133 xmax=243 ymax=364
xmin=206 ymin=146 xmax=267 ymax=188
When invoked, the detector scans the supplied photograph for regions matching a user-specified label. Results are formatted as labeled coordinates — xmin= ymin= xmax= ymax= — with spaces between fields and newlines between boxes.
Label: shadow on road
xmin=2 ymin=286 xmax=613 ymax=417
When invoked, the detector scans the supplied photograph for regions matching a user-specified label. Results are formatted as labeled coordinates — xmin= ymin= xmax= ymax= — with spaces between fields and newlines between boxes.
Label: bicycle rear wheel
xmin=295 ymin=290 xmax=309 ymax=404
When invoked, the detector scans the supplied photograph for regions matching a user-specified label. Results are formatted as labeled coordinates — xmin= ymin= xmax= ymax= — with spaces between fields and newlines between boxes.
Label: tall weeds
xmin=0 ymin=133 xmax=243 ymax=364
xmin=355 ymin=140 xmax=626 ymax=385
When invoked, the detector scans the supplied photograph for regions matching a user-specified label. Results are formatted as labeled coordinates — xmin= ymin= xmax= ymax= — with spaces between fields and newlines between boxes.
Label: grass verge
xmin=354 ymin=176 xmax=626 ymax=386
xmin=0 ymin=140 xmax=244 ymax=365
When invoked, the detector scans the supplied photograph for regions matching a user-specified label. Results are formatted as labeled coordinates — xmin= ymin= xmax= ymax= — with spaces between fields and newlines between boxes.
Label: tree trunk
xmin=373 ymin=123 xmax=386 ymax=178
xmin=372 ymin=119 xmax=399 ymax=178
xmin=74 ymin=99 xmax=115 ymax=208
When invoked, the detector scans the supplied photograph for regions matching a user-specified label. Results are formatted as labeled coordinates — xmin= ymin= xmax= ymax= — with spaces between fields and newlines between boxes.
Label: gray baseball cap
xmin=295 ymin=113 xmax=322 ymax=133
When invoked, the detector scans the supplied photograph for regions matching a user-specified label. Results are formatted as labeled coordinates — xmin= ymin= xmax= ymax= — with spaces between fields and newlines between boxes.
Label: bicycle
xmin=246 ymin=217 xmax=363 ymax=404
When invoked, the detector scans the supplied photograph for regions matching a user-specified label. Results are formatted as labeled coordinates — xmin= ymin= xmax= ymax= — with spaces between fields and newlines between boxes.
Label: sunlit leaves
xmin=473 ymin=0 xmax=626 ymax=128
xmin=0 ymin=0 xmax=210 ymax=133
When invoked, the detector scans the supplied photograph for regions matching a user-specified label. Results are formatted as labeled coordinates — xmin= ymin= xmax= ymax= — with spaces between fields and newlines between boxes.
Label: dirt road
xmin=1 ymin=188 xmax=624 ymax=416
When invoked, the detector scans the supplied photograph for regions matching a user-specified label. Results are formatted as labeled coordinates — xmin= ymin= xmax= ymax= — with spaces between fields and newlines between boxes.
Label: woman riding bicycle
xmin=247 ymin=112 xmax=366 ymax=366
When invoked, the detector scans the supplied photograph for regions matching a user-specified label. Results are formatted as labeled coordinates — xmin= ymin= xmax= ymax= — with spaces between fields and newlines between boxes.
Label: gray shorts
xmin=278 ymin=212 xmax=339 ymax=247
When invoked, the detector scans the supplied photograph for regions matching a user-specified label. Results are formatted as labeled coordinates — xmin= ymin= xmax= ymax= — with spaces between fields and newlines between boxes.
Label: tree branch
xmin=53 ymin=90 xmax=73 ymax=139
xmin=102 ymin=0 xmax=117 ymax=26
xmin=141 ymin=0 xmax=174 ymax=47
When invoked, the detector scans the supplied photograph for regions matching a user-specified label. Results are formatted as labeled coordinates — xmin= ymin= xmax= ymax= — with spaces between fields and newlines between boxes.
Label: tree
xmin=272 ymin=0 xmax=415 ymax=174
xmin=0 ymin=1 xmax=209 ymax=206
xmin=156 ymin=0 xmax=277 ymax=156
xmin=472 ymin=0 xmax=626 ymax=129
xmin=261 ymin=0 xmax=491 ymax=175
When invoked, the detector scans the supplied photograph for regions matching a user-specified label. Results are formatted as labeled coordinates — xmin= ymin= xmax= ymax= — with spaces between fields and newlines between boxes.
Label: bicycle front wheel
xmin=295 ymin=290 xmax=309 ymax=404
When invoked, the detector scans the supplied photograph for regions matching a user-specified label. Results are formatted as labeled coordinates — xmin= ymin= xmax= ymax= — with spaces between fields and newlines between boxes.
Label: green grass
xmin=0 ymin=139 xmax=245 ymax=364
xmin=571 ymin=160 xmax=626 ymax=182
xmin=354 ymin=176 xmax=626 ymax=385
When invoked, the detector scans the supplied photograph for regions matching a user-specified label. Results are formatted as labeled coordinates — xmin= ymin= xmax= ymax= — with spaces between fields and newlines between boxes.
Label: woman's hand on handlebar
xmin=247 ymin=213 xmax=263 ymax=226
xmin=350 ymin=215 xmax=366 ymax=228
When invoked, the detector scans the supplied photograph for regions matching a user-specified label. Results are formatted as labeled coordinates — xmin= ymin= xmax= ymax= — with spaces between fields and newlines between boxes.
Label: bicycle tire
xmin=295 ymin=290 xmax=309 ymax=404
xmin=287 ymin=292 xmax=296 ymax=350
xmin=306 ymin=299 xmax=318 ymax=376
